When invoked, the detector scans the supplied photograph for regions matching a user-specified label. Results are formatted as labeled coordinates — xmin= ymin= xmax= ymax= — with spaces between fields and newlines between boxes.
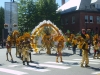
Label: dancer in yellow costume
xmin=56 ymin=35 xmax=65 ymax=63
xmin=98 ymin=39 xmax=100 ymax=59
xmin=93 ymin=41 xmax=99 ymax=59
xmin=42 ymin=34 xmax=52 ymax=54
xmin=81 ymin=33 xmax=90 ymax=67
xmin=22 ymin=33 xmax=31 ymax=65
xmin=18 ymin=36 xmax=24 ymax=59
xmin=6 ymin=35 xmax=13 ymax=62
xmin=30 ymin=35 xmax=38 ymax=53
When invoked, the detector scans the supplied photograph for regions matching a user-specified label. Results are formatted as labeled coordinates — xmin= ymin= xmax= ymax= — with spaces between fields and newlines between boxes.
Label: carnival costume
xmin=97 ymin=40 xmax=100 ymax=59
xmin=81 ymin=29 xmax=90 ymax=67
xmin=17 ymin=36 xmax=24 ymax=59
xmin=22 ymin=33 xmax=32 ymax=65
xmin=6 ymin=35 xmax=13 ymax=61
xmin=12 ymin=30 xmax=20 ymax=57
xmin=55 ymin=35 xmax=65 ymax=62
xmin=93 ymin=41 xmax=99 ymax=59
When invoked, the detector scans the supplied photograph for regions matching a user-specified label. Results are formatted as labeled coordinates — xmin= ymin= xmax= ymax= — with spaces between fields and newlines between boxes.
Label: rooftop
xmin=57 ymin=0 xmax=100 ymax=14
xmin=57 ymin=0 xmax=81 ymax=12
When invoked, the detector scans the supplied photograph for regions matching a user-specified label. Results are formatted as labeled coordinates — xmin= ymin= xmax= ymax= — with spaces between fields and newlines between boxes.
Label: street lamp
xmin=4 ymin=24 xmax=8 ymax=27
xmin=13 ymin=23 xmax=17 ymax=27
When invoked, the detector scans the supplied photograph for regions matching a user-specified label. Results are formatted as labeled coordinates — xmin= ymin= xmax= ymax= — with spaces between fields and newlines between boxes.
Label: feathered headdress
xmin=23 ymin=32 xmax=30 ymax=38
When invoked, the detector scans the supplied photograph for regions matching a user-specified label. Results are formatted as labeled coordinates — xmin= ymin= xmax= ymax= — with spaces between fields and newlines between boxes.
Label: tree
xmin=0 ymin=7 xmax=4 ymax=39
xmin=17 ymin=0 xmax=61 ymax=33
xmin=18 ymin=0 xmax=37 ymax=33
xmin=36 ymin=0 xmax=60 ymax=26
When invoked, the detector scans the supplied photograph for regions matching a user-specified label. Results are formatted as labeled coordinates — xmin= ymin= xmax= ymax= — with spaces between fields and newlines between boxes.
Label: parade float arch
xmin=31 ymin=20 xmax=65 ymax=54
xmin=31 ymin=20 xmax=63 ymax=37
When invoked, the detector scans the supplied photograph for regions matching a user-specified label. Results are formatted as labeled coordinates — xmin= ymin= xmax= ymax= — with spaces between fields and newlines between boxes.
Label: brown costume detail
xmin=18 ymin=40 xmax=23 ymax=58
xmin=22 ymin=40 xmax=30 ymax=65
xmin=42 ymin=34 xmax=52 ymax=54
xmin=17 ymin=36 xmax=24 ymax=59
xmin=12 ymin=30 xmax=20 ymax=57
xmin=93 ymin=41 xmax=99 ymax=59
xmin=6 ymin=41 xmax=13 ymax=61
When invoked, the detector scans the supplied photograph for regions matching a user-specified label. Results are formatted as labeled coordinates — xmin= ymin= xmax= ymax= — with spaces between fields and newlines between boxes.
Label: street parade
xmin=0 ymin=0 xmax=100 ymax=75
xmin=5 ymin=20 xmax=100 ymax=67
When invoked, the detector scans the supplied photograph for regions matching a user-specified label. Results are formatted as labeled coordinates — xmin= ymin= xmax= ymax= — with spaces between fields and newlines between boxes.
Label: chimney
xmin=62 ymin=0 xmax=65 ymax=5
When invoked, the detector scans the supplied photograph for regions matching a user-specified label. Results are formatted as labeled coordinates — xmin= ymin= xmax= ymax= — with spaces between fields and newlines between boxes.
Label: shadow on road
xmin=33 ymin=53 xmax=46 ymax=55
xmin=49 ymin=52 xmax=73 ymax=56
xmin=7 ymin=60 xmax=19 ymax=64
xmin=62 ymin=61 xmax=79 ymax=66
xmin=88 ymin=66 xmax=100 ymax=71
xmin=27 ymin=65 xmax=47 ymax=69
xmin=0 ymin=64 xmax=4 ymax=66
xmin=27 ymin=61 xmax=47 ymax=69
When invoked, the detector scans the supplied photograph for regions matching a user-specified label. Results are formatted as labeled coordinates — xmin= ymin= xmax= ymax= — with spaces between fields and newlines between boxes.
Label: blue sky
xmin=0 ymin=0 xmax=69 ymax=8
xmin=56 ymin=0 xmax=69 ymax=6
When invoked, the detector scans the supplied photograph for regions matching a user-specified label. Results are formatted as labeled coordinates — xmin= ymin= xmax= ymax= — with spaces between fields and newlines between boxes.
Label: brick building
xmin=61 ymin=10 xmax=100 ymax=33
xmin=57 ymin=0 xmax=100 ymax=33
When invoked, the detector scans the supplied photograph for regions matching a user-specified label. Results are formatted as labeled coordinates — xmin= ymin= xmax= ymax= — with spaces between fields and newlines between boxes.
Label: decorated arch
xmin=31 ymin=20 xmax=63 ymax=37
xmin=31 ymin=20 xmax=65 ymax=54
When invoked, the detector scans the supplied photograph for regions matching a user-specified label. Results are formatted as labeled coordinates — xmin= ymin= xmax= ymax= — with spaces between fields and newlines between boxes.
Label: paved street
xmin=0 ymin=47 xmax=100 ymax=75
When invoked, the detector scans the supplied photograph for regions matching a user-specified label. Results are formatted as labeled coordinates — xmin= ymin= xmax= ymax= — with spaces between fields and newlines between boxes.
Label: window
xmin=90 ymin=16 xmax=93 ymax=23
xmin=72 ymin=16 xmax=75 ymax=24
xmin=92 ymin=4 xmax=95 ymax=8
xmin=85 ymin=15 xmax=88 ymax=23
xmin=61 ymin=19 xmax=64 ymax=25
xmin=97 ymin=16 xmax=100 ymax=24
xmin=65 ymin=18 xmax=68 ymax=24
xmin=96 ymin=4 xmax=100 ymax=9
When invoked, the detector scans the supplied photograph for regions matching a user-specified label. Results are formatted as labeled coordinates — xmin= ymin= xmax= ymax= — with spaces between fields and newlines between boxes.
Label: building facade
xmin=61 ymin=10 xmax=100 ymax=33
xmin=4 ymin=1 xmax=18 ymax=34
xmin=57 ymin=0 xmax=100 ymax=33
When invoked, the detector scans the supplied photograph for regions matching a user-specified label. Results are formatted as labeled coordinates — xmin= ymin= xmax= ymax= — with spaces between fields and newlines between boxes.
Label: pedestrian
xmin=66 ymin=36 xmax=71 ymax=50
xmin=72 ymin=37 xmax=77 ymax=54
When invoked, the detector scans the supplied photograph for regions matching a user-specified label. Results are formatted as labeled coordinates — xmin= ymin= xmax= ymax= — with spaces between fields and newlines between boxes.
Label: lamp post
xmin=4 ymin=24 xmax=8 ymax=27
xmin=9 ymin=0 xmax=18 ymax=35
xmin=13 ymin=23 xmax=17 ymax=27
xmin=10 ymin=0 xmax=12 ymax=34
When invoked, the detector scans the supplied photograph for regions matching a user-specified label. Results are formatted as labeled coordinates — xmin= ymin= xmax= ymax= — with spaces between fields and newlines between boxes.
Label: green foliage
xmin=17 ymin=0 xmax=61 ymax=34
xmin=0 ymin=7 xmax=4 ymax=39
xmin=36 ymin=0 xmax=60 ymax=25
